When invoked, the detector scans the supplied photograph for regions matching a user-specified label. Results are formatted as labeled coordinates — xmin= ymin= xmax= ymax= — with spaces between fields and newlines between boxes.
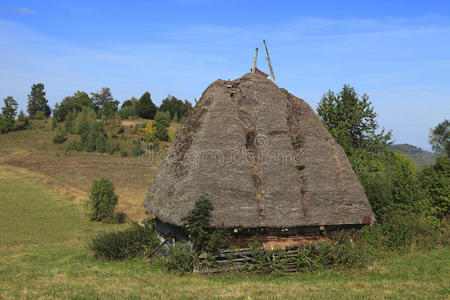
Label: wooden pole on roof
xmin=252 ymin=48 xmax=258 ymax=74
xmin=263 ymin=40 xmax=275 ymax=82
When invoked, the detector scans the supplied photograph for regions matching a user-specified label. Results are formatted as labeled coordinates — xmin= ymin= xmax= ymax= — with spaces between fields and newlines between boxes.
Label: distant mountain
xmin=388 ymin=144 xmax=437 ymax=168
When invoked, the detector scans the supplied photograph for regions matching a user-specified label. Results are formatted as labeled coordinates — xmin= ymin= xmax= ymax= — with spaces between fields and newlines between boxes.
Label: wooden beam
xmin=263 ymin=40 xmax=275 ymax=82
xmin=251 ymin=48 xmax=258 ymax=74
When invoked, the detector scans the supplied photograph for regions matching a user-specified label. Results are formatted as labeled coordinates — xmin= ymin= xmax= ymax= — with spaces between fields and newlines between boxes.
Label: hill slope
xmin=388 ymin=144 xmax=437 ymax=167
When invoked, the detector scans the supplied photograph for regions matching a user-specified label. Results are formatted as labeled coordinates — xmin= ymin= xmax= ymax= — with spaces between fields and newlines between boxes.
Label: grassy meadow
xmin=0 ymin=163 xmax=449 ymax=299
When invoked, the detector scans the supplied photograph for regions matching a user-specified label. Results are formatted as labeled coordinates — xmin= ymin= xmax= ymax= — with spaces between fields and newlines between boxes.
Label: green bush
xmin=132 ymin=138 xmax=143 ymax=156
xmin=65 ymin=139 xmax=83 ymax=152
xmin=419 ymin=155 xmax=450 ymax=219
xmin=163 ymin=243 xmax=195 ymax=274
xmin=88 ymin=178 xmax=119 ymax=222
xmin=349 ymin=149 xmax=430 ymax=219
xmin=52 ymin=126 xmax=67 ymax=144
xmin=120 ymin=150 xmax=128 ymax=157
xmin=181 ymin=194 xmax=227 ymax=253
xmin=90 ymin=222 xmax=158 ymax=260
xmin=359 ymin=210 xmax=441 ymax=253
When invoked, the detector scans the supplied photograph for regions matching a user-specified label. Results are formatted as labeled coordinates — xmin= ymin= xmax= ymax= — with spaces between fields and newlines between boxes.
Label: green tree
xmin=88 ymin=178 xmax=119 ymax=222
xmin=53 ymin=91 xmax=94 ymax=122
xmin=350 ymin=150 xmax=430 ymax=219
xmin=181 ymin=195 xmax=214 ymax=253
xmin=119 ymin=97 xmax=138 ymax=119
xmin=17 ymin=110 xmax=29 ymax=129
xmin=91 ymin=87 xmax=119 ymax=119
xmin=27 ymin=83 xmax=51 ymax=118
xmin=429 ymin=119 xmax=449 ymax=156
xmin=136 ymin=92 xmax=157 ymax=119
xmin=159 ymin=95 xmax=192 ymax=121
xmin=419 ymin=155 xmax=450 ymax=219
xmin=317 ymin=85 xmax=391 ymax=153
xmin=0 ymin=96 xmax=18 ymax=133
xmin=153 ymin=111 xmax=170 ymax=141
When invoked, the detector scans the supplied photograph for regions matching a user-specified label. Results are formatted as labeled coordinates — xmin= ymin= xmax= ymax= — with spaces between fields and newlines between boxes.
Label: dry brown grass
xmin=0 ymin=119 xmax=176 ymax=221
xmin=3 ymin=154 xmax=158 ymax=220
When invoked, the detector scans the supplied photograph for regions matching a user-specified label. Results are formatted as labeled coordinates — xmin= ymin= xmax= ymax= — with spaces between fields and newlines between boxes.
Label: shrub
xmin=181 ymin=195 xmax=219 ymax=253
xmin=359 ymin=210 xmax=440 ymax=253
xmin=132 ymin=138 xmax=143 ymax=156
xmin=65 ymin=139 xmax=83 ymax=152
xmin=119 ymin=105 xmax=137 ymax=120
xmin=90 ymin=222 xmax=158 ymax=260
xmin=52 ymin=126 xmax=67 ymax=144
xmin=349 ymin=149 xmax=430 ymax=219
xmin=419 ymin=155 xmax=450 ymax=220
xmin=163 ymin=243 xmax=196 ymax=274
xmin=120 ymin=150 xmax=128 ymax=157
xmin=88 ymin=178 xmax=119 ymax=222
xmin=105 ymin=139 xmax=114 ymax=154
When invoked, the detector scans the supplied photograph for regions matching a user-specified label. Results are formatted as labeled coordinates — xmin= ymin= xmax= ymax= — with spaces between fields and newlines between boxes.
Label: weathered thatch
xmin=144 ymin=73 xmax=374 ymax=229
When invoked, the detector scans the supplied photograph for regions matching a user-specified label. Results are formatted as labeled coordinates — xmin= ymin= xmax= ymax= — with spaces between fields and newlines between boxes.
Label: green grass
xmin=0 ymin=164 xmax=449 ymax=299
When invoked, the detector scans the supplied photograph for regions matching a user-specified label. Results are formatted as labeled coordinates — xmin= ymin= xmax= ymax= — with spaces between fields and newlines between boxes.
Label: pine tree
xmin=27 ymin=83 xmax=50 ymax=118
xmin=136 ymin=92 xmax=157 ymax=119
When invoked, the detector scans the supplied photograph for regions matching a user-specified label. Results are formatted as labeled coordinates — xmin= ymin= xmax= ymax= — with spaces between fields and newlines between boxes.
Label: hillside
xmin=0 ymin=119 xmax=181 ymax=221
xmin=388 ymin=143 xmax=437 ymax=168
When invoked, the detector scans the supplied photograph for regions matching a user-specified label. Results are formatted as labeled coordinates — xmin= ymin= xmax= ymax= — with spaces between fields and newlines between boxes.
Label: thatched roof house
xmin=144 ymin=73 xmax=374 ymax=248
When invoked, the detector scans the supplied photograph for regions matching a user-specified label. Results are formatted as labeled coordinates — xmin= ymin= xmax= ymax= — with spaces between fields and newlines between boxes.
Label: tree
xmin=159 ymin=95 xmax=192 ymax=121
xmin=429 ymin=119 xmax=449 ymax=156
xmin=136 ymin=92 xmax=157 ymax=119
xmin=419 ymin=155 xmax=450 ymax=219
xmin=53 ymin=91 xmax=94 ymax=122
xmin=17 ymin=110 xmax=29 ymax=129
xmin=153 ymin=111 xmax=170 ymax=141
xmin=350 ymin=149 xmax=430 ymax=219
xmin=88 ymin=178 xmax=119 ymax=222
xmin=0 ymin=96 xmax=18 ymax=133
xmin=138 ymin=120 xmax=158 ymax=150
xmin=119 ymin=97 xmax=138 ymax=119
xmin=317 ymin=85 xmax=391 ymax=153
xmin=91 ymin=88 xmax=119 ymax=119
xmin=27 ymin=83 xmax=51 ymax=118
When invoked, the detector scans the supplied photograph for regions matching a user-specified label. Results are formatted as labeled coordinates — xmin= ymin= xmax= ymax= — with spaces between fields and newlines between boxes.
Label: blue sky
xmin=0 ymin=0 xmax=449 ymax=150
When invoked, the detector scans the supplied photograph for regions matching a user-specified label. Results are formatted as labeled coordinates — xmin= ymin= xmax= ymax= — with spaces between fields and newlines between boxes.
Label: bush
xmin=419 ymin=155 xmax=450 ymax=219
xmin=90 ymin=222 xmax=158 ymax=260
xmin=163 ymin=243 xmax=196 ymax=274
xmin=132 ymin=138 xmax=143 ymax=156
xmin=120 ymin=150 xmax=128 ymax=157
xmin=88 ymin=178 xmax=119 ymax=222
xmin=119 ymin=105 xmax=137 ymax=119
xmin=349 ymin=149 xmax=430 ymax=219
xmin=181 ymin=195 xmax=227 ymax=253
xmin=359 ymin=210 xmax=441 ymax=253
xmin=65 ymin=139 xmax=83 ymax=152
xmin=52 ymin=126 xmax=67 ymax=144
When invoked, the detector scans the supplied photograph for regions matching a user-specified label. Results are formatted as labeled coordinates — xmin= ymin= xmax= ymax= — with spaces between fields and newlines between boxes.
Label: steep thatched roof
xmin=144 ymin=73 xmax=374 ymax=228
